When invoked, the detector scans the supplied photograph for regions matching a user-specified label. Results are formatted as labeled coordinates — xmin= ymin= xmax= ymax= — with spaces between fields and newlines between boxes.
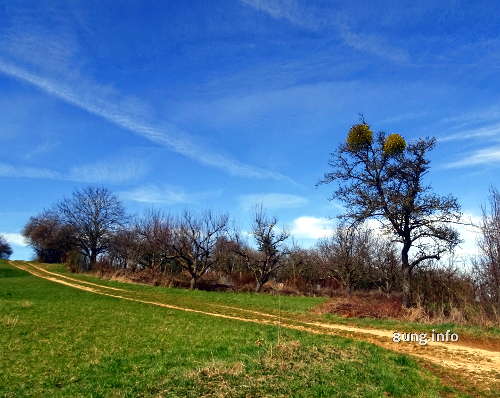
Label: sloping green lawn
xmin=1 ymin=260 xmax=467 ymax=397
xmin=40 ymin=262 xmax=500 ymax=341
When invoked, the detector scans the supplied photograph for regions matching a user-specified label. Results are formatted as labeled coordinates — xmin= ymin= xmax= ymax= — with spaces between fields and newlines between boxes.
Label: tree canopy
xmin=320 ymin=122 xmax=462 ymax=306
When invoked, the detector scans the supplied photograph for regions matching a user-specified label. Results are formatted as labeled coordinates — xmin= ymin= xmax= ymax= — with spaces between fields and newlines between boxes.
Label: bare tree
xmin=475 ymin=187 xmax=500 ymax=307
xmin=0 ymin=235 xmax=13 ymax=260
xmin=57 ymin=187 xmax=127 ymax=269
xmin=134 ymin=210 xmax=175 ymax=272
xmin=107 ymin=228 xmax=140 ymax=270
xmin=371 ymin=237 xmax=400 ymax=295
xmin=170 ymin=211 xmax=229 ymax=289
xmin=234 ymin=208 xmax=289 ymax=292
xmin=278 ymin=245 xmax=324 ymax=292
xmin=320 ymin=121 xmax=461 ymax=306
xmin=212 ymin=236 xmax=247 ymax=276
xmin=317 ymin=226 xmax=372 ymax=294
xmin=22 ymin=211 xmax=76 ymax=263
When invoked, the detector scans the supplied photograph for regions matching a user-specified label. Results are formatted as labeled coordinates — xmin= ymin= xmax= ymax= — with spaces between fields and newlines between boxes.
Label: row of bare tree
xmin=21 ymin=186 xmax=500 ymax=315
xmin=15 ymin=121 xmax=500 ymax=320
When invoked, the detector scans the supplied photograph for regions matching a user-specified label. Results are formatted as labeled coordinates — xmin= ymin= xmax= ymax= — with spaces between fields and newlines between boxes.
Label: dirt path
xmin=11 ymin=261 xmax=500 ymax=386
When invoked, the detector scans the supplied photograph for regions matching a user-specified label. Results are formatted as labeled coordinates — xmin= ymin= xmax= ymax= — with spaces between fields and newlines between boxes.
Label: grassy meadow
xmin=0 ymin=260 xmax=486 ymax=397
xmin=39 ymin=262 xmax=500 ymax=341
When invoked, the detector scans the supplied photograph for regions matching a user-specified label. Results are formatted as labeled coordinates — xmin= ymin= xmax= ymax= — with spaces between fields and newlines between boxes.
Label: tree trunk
xmin=89 ymin=251 xmax=97 ymax=271
xmin=401 ymin=244 xmax=411 ymax=308
xmin=344 ymin=283 xmax=351 ymax=296
xmin=255 ymin=280 xmax=263 ymax=292
xmin=190 ymin=276 xmax=197 ymax=289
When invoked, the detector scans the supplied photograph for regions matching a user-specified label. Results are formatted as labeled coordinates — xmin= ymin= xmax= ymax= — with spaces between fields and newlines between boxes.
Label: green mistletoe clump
xmin=346 ymin=123 xmax=373 ymax=151
xmin=383 ymin=133 xmax=406 ymax=156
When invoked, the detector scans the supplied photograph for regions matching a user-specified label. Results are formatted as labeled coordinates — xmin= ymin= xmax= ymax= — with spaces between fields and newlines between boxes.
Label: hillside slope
xmin=1 ymin=260 xmax=497 ymax=397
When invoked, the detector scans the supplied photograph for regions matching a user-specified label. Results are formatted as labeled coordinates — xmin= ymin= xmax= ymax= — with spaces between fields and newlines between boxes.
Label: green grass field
xmin=0 ymin=260 xmax=481 ymax=397
xmin=41 ymin=262 xmax=500 ymax=341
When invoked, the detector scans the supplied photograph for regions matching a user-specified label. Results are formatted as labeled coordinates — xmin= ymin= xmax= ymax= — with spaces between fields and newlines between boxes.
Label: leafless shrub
xmin=169 ymin=211 xmax=230 ymax=289
xmin=233 ymin=207 xmax=289 ymax=292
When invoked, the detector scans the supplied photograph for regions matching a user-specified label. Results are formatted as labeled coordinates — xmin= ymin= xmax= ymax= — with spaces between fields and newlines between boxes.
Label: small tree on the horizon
xmin=0 ymin=235 xmax=13 ymax=260
xmin=317 ymin=226 xmax=372 ymax=294
xmin=170 ymin=211 xmax=230 ymax=289
xmin=234 ymin=207 xmax=290 ymax=292
xmin=319 ymin=121 xmax=461 ymax=307
xmin=22 ymin=211 xmax=76 ymax=263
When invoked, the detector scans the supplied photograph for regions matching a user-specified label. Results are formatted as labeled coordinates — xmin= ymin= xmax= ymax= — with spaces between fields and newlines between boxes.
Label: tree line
xmin=17 ymin=121 xmax=500 ymax=319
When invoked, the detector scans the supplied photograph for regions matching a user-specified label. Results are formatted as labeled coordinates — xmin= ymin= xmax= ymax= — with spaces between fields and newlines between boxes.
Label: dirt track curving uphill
xmin=10 ymin=261 xmax=500 ymax=388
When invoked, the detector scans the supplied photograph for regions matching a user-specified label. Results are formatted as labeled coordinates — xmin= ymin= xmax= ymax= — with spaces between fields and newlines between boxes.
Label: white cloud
xmin=119 ymin=185 xmax=221 ymax=205
xmin=440 ymin=123 xmax=500 ymax=142
xmin=0 ymin=162 xmax=61 ymax=179
xmin=68 ymin=158 xmax=147 ymax=184
xmin=239 ymin=193 xmax=308 ymax=210
xmin=0 ymin=158 xmax=146 ymax=184
xmin=1 ymin=233 xmax=28 ymax=247
xmin=120 ymin=185 xmax=189 ymax=205
xmin=445 ymin=147 xmax=500 ymax=168
xmin=453 ymin=213 xmax=482 ymax=259
xmin=0 ymin=5 xmax=291 ymax=182
xmin=240 ymin=0 xmax=408 ymax=63
xmin=440 ymin=107 xmax=500 ymax=127
xmin=23 ymin=140 xmax=59 ymax=160
xmin=336 ymin=23 xmax=409 ymax=63
xmin=290 ymin=216 xmax=335 ymax=239
xmin=0 ymin=57 xmax=291 ymax=182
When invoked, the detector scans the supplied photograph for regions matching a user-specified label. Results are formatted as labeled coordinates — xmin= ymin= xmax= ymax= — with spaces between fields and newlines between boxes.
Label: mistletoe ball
xmin=347 ymin=123 xmax=373 ymax=151
xmin=383 ymin=133 xmax=406 ymax=156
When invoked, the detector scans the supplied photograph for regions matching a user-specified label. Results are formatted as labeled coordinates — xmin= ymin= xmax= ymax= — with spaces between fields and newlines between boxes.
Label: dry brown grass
xmin=313 ymin=290 xmax=499 ymax=328
xmin=314 ymin=291 xmax=406 ymax=319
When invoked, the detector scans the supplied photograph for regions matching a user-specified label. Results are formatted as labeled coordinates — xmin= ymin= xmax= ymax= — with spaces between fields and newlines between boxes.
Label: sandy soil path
xmin=10 ymin=261 xmax=500 ymax=386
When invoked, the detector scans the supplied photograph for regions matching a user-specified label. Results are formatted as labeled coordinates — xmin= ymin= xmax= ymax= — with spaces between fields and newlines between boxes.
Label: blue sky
xmin=1 ymin=0 xmax=499 ymax=261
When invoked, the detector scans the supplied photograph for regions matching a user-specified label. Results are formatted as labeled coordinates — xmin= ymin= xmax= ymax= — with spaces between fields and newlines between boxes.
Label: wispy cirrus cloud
xmin=240 ymin=0 xmax=409 ymax=63
xmin=0 ymin=59 xmax=292 ymax=182
xmin=0 ymin=44 xmax=292 ymax=182
xmin=439 ymin=123 xmax=500 ymax=142
xmin=239 ymin=193 xmax=308 ymax=210
xmin=68 ymin=158 xmax=147 ymax=184
xmin=0 ymin=1 xmax=291 ymax=183
xmin=240 ymin=0 xmax=319 ymax=30
xmin=445 ymin=147 xmax=500 ymax=168
xmin=0 ymin=157 xmax=146 ymax=184
xmin=0 ymin=162 xmax=61 ymax=180
xmin=335 ymin=22 xmax=409 ymax=63
xmin=120 ymin=184 xmax=221 ymax=205
xmin=23 ymin=140 xmax=60 ymax=160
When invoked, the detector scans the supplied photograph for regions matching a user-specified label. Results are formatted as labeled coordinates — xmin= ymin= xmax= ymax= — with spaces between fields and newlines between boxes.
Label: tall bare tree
xmin=320 ymin=122 xmax=461 ymax=306
xmin=57 ymin=187 xmax=126 ymax=269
